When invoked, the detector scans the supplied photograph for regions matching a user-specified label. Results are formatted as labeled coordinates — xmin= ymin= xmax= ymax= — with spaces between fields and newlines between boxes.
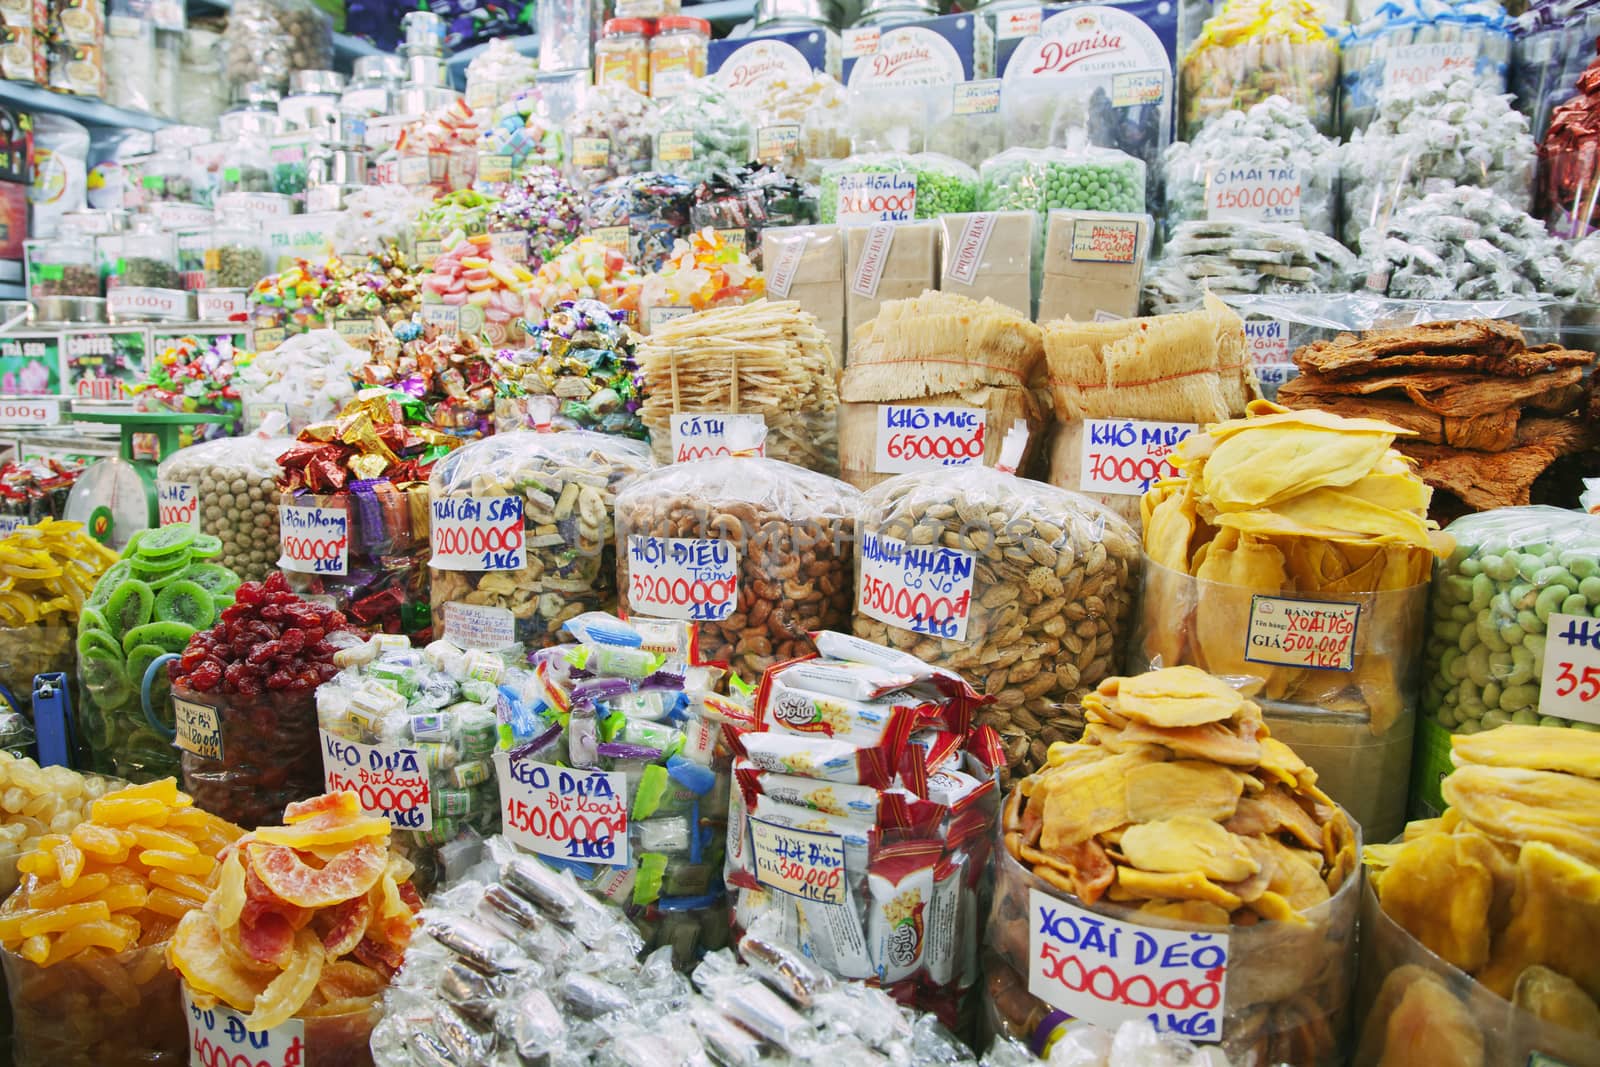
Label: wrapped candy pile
xmin=565 ymin=84 xmax=656 ymax=188
xmin=419 ymin=234 xmax=535 ymax=346
xmin=485 ymin=167 xmax=585 ymax=266
xmin=493 ymin=299 xmax=646 ymax=438
xmin=1341 ymin=72 xmax=1536 ymax=246
xmin=416 ymin=190 xmax=500 ymax=262
xmin=528 ymin=235 xmax=644 ymax=317
xmin=480 ymin=91 xmax=565 ymax=176
xmin=650 ymin=80 xmax=754 ymax=184
xmin=585 ymin=172 xmax=695 ymax=274
xmin=370 ymin=849 xmax=1003 ymax=1067
xmin=0 ymin=458 xmax=84 ymax=525
xmin=726 ymin=632 xmax=1001 ymax=1025
xmin=366 ymin=320 xmax=501 ymax=440
xmin=1180 ymin=0 xmax=1340 ymax=137
xmin=689 ymin=165 xmax=818 ymax=267
xmin=397 ymin=101 xmax=482 ymax=195
xmin=639 ymin=229 xmax=766 ymax=324
xmin=332 ymin=185 xmax=435 ymax=261
xmin=236 ymin=329 xmax=368 ymax=432
xmin=316 ymin=247 xmax=423 ymax=333
xmin=131 ymin=335 xmax=243 ymax=442
xmin=251 ymin=261 xmax=336 ymax=341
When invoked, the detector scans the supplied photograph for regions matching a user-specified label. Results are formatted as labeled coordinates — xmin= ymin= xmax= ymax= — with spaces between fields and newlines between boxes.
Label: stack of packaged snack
xmin=724 ymin=631 xmax=1002 ymax=1030
xmin=0 ymin=459 xmax=85 ymax=526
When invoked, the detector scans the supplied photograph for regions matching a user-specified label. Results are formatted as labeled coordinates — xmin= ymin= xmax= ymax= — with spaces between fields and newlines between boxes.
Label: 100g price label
xmin=1539 ymin=613 xmax=1600 ymax=725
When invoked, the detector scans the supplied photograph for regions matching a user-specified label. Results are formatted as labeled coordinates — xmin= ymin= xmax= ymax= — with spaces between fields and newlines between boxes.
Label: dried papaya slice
xmin=244 ymin=928 xmax=324 ymax=1032
xmin=316 ymin=895 xmax=371 ymax=958
xmin=238 ymin=907 xmax=295 ymax=968
xmin=167 ymin=910 xmax=273 ymax=1012
xmin=249 ymin=841 xmax=386 ymax=910
xmin=284 ymin=793 xmax=361 ymax=825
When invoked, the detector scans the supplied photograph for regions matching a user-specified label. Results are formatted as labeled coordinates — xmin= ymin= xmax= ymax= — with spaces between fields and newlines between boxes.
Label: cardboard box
xmin=937 ymin=211 xmax=1032 ymax=316
xmin=710 ymin=29 xmax=841 ymax=90
xmin=992 ymin=0 xmax=1178 ymax=77
xmin=844 ymin=221 xmax=940 ymax=362
xmin=1037 ymin=210 xmax=1151 ymax=323
xmin=841 ymin=13 xmax=995 ymax=83
xmin=762 ymin=224 xmax=846 ymax=365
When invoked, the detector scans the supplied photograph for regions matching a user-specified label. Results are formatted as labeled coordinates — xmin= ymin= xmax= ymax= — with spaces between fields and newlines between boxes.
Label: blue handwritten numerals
xmin=1029 ymin=892 xmax=1229 ymax=1040
xmin=431 ymin=496 xmax=526 ymax=571
xmin=502 ymin=758 xmax=630 ymax=866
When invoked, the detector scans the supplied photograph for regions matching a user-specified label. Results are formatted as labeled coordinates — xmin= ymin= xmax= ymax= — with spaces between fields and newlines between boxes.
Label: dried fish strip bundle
xmin=1143 ymin=220 xmax=1356 ymax=314
xmin=989 ymin=666 xmax=1361 ymax=1066
xmin=637 ymin=299 xmax=841 ymax=474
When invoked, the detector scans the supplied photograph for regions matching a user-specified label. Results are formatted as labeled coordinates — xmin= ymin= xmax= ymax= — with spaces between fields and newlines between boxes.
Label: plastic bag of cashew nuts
xmin=428 ymin=430 xmax=657 ymax=651
xmin=615 ymin=455 xmax=862 ymax=680
xmin=851 ymin=469 xmax=1141 ymax=786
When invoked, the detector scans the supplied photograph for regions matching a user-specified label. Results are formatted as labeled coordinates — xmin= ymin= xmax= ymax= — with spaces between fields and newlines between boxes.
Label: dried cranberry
xmin=278 ymin=630 xmax=307 ymax=654
xmin=234 ymin=583 xmax=265 ymax=607
xmin=179 ymin=648 xmax=210 ymax=672
xmin=185 ymin=661 xmax=223 ymax=691
xmin=260 ymin=603 xmax=288 ymax=623
xmin=246 ymin=642 xmax=282 ymax=667
xmin=315 ymin=662 xmax=340 ymax=683
xmin=263 ymin=573 xmax=289 ymax=594
xmin=266 ymin=669 xmax=295 ymax=690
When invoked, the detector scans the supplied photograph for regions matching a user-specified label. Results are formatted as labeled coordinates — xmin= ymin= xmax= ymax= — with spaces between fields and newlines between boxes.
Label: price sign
xmin=477 ymin=153 xmax=512 ymax=183
xmin=0 ymin=398 xmax=61 ymax=426
xmin=320 ymin=731 xmax=432 ymax=830
xmin=574 ymin=137 xmax=610 ymax=168
xmin=875 ymin=405 xmax=987 ymax=473
xmin=1244 ymin=319 xmax=1290 ymax=365
xmin=489 ymin=229 xmax=529 ymax=265
xmin=1027 ymin=889 xmax=1229 ymax=1041
xmin=1079 ymin=419 xmax=1196 ymax=496
xmin=750 ymin=817 xmax=846 ymax=904
xmin=277 ymin=504 xmax=349 ymax=576
xmin=422 ymin=303 xmax=460 ymax=337
xmin=857 ymin=532 xmax=975 ymax=642
xmin=0 ymin=516 xmax=22 ymax=535
xmin=1205 ymin=164 xmax=1302 ymax=223
xmin=174 ymin=698 xmax=222 ymax=761
xmin=184 ymin=986 xmax=304 ymax=1067
xmin=835 ymin=172 xmax=917 ymax=226
xmin=494 ymin=754 xmax=629 ymax=866
xmin=1383 ymin=41 xmax=1479 ymax=90
xmin=442 ymin=601 xmax=516 ymax=651
xmin=253 ymin=327 xmax=286 ymax=350
xmin=1070 ymin=219 xmax=1140 ymax=263
xmin=398 ymin=155 xmax=431 ymax=186
xmin=1538 ymin=613 xmax=1600 ymax=725
xmin=757 ymin=124 xmax=800 ymax=162
xmin=430 ymin=495 xmax=526 ymax=571
xmin=954 ymin=79 xmax=1002 ymax=114
xmin=670 ymin=412 xmax=767 ymax=463
xmin=196 ymin=289 xmax=247 ymax=321
xmin=157 ymin=481 xmax=199 ymax=528
xmin=626 ymin=536 xmax=738 ymax=622
xmin=1245 ymin=595 xmax=1360 ymax=672
xmin=657 ymin=129 xmax=694 ymax=162
xmin=592 ymin=226 xmax=630 ymax=256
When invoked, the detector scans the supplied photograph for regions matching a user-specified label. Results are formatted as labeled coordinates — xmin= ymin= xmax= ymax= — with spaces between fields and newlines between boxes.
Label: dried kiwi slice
xmin=86 ymin=562 xmax=134 ymax=609
xmin=78 ymin=606 xmax=110 ymax=636
xmin=104 ymin=580 xmax=155 ymax=638
xmin=155 ymin=580 xmax=215 ymax=630
xmin=119 ymin=529 xmax=148 ymax=559
xmin=125 ymin=644 xmax=173 ymax=693
xmin=135 ymin=525 xmax=195 ymax=558
xmin=131 ymin=550 xmax=193 ymax=578
xmin=180 ymin=564 xmax=242 ymax=597
xmin=190 ymin=533 xmax=223 ymax=559
xmin=80 ymin=647 xmax=132 ymax=706
xmin=77 ymin=628 xmax=123 ymax=661
xmin=121 ymin=621 xmax=196 ymax=656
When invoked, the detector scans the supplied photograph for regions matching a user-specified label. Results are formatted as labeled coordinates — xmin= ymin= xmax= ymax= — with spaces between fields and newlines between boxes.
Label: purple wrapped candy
xmin=487 ymin=166 xmax=587 ymax=265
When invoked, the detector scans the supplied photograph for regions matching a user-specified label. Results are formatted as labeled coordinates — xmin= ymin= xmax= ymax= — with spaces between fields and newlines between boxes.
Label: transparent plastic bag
xmin=4 ymin=941 xmax=185 ymax=1067
xmin=1180 ymin=0 xmax=1339 ymax=138
xmin=220 ymin=0 xmax=331 ymax=93
xmin=157 ymin=435 xmax=293 ymax=584
xmin=236 ymin=328 xmax=368 ymax=433
xmin=615 ymin=457 xmax=861 ymax=679
xmin=428 ymin=431 xmax=656 ymax=650
xmin=747 ymin=72 xmax=851 ymax=184
xmin=565 ymin=84 xmax=655 ymax=190
xmin=819 ymin=152 xmax=978 ymax=224
xmin=465 ymin=37 xmax=537 ymax=112
xmin=650 ymin=79 xmax=753 ymax=184
xmin=852 ymin=469 xmax=1140 ymax=779
xmin=0 ymin=623 xmax=72 ymax=717
xmin=1338 ymin=9 xmax=1513 ymax=137
xmin=174 ymin=676 xmax=321 ymax=829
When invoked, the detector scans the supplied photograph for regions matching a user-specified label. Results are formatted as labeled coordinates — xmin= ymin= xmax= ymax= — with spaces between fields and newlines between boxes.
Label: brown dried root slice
xmin=1374 ymin=968 xmax=1485 ymax=1067
xmin=1119 ymin=816 xmax=1260 ymax=883
xmin=1450 ymin=724 xmax=1600 ymax=780
xmin=1114 ymin=665 xmax=1247 ymax=728
xmin=1371 ymin=830 xmax=1494 ymax=973
xmin=1442 ymin=765 xmax=1600 ymax=867
xmin=1477 ymin=842 xmax=1600 ymax=1003
xmin=1223 ymin=785 xmax=1324 ymax=849
xmin=1513 ymin=965 xmax=1600 ymax=1040
xmin=1111 ymin=866 xmax=1243 ymax=911
xmin=1123 ymin=760 xmax=1244 ymax=823
xmin=1037 ymin=749 xmax=1167 ymax=854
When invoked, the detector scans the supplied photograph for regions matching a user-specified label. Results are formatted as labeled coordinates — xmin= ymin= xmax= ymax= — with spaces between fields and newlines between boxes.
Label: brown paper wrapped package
xmin=936 ymin=211 xmax=1034 ymax=317
xmin=1037 ymin=210 xmax=1151 ymax=324
xmin=761 ymin=225 xmax=846 ymax=365
xmin=844 ymin=221 xmax=940 ymax=364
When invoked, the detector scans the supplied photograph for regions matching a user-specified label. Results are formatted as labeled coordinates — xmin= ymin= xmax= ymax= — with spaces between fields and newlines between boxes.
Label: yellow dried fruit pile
xmin=0 ymin=518 xmax=120 ymax=626
xmin=1003 ymin=665 xmax=1358 ymax=924
xmin=1141 ymin=400 xmax=1452 ymax=733
xmin=1362 ymin=726 xmax=1600 ymax=1061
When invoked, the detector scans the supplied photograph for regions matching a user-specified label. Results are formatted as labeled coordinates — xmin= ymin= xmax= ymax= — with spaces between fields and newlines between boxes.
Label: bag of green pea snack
xmin=1413 ymin=506 xmax=1600 ymax=818
xmin=819 ymin=152 xmax=978 ymax=225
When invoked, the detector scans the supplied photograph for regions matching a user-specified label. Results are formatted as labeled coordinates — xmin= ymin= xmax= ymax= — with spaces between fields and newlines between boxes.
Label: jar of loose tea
xmin=106 ymin=227 xmax=181 ymax=290
xmin=25 ymin=237 xmax=101 ymax=298
xmin=202 ymin=218 xmax=267 ymax=289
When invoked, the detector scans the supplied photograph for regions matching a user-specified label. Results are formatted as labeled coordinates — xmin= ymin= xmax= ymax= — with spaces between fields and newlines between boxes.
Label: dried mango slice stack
xmin=1361 ymin=726 xmax=1600 ymax=1060
xmin=1141 ymin=400 xmax=1453 ymax=733
xmin=1003 ymin=666 xmax=1358 ymax=924
xmin=166 ymin=791 xmax=421 ymax=1031
xmin=0 ymin=517 xmax=119 ymax=626
xmin=0 ymin=777 xmax=242 ymax=966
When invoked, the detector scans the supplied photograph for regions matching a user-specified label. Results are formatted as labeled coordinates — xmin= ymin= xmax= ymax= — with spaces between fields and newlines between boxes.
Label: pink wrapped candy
xmin=419 ymin=233 xmax=535 ymax=345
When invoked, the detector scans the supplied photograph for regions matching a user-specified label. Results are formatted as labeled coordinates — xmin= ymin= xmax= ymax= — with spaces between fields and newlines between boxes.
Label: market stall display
xmin=493 ymin=299 xmax=646 ymax=438
xmin=236 ymin=329 xmax=369 ymax=434
xmin=418 ymin=233 xmax=534 ymax=347
xmin=565 ymin=84 xmax=656 ymax=189
xmin=650 ymin=79 xmax=754 ymax=183
xmin=485 ymin=167 xmax=585 ymax=266
xmin=155 ymin=435 xmax=295 ymax=584
xmin=1144 ymin=220 xmax=1358 ymax=313
xmin=361 ymin=321 xmax=501 ymax=441
xmin=0 ymin=459 xmax=86 ymax=527
xmin=746 ymin=72 xmax=851 ymax=182
xmin=0 ymin=752 xmax=119 ymax=900
xmin=990 ymin=666 xmax=1361 ymax=1066
xmin=316 ymin=249 xmax=424 ymax=336
xmin=638 ymin=228 xmax=765 ymax=327
xmin=689 ymin=166 xmax=817 ymax=268
xmin=250 ymin=261 xmax=334 ymax=344
xmin=130 ymin=335 xmax=244 ymax=444
xmin=0 ymin=519 xmax=117 ymax=719
xmin=1180 ymin=0 xmax=1339 ymax=138
xmin=819 ymin=152 xmax=979 ymax=223
xmin=584 ymin=171 xmax=695 ymax=273
xmin=527 ymin=235 xmax=645 ymax=317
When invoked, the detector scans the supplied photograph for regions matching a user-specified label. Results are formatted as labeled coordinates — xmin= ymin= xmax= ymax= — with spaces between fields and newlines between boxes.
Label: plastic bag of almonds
xmin=428 ymin=430 xmax=656 ymax=651
xmin=156 ymin=435 xmax=295 ymax=584
xmin=615 ymin=455 xmax=861 ymax=679
xmin=852 ymin=469 xmax=1140 ymax=783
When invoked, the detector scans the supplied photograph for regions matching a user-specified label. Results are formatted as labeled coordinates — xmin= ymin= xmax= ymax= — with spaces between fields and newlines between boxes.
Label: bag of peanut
xmin=852 ymin=468 xmax=1141 ymax=782
xmin=615 ymin=455 xmax=862 ymax=680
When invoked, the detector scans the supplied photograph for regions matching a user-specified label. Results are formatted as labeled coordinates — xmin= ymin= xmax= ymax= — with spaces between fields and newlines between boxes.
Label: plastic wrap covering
xmin=852 ymin=470 xmax=1140 ymax=781
xmin=0 ymin=624 xmax=70 ymax=717
xmin=1180 ymin=0 xmax=1338 ymax=137
xmin=1537 ymin=36 xmax=1600 ymax=239
xmin=820 ymin=152 xmax=978 ymax=223
xmin=3 ymin=942 xmax=184 ymax=1067
xmin=428 ymin=431 xmax=655 ymax=651
xmin=650 ymin=79 xmax=754 ymax=184
xmin=220 ymin=0 xmax=331 ymax=93
xmin=465 ymin=37 xmax=538 ymax=112
xmin=1338 ymin=0 xmax=1511 ymax=136
xmin=747 ymin=72 xmax=852 ymax=183
xmin=688 ymin=166 xmax=818 ymax=271
xmin=236 ymin=330 xmax=368 ymax=435
xmin=156 ymin=435 xmax=294 ymax=584
xmin=617 ymin=457 xmax=860 ymax=678
xmin=566 ymin=84 xmax=655 ymax=190
xmin=1143 ymin=220 xmax=1356 ymax=314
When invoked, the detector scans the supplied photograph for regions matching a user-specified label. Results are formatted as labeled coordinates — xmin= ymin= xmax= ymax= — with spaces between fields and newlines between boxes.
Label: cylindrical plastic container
xmin=26 ymin=237 xmax=101 ymax=298
xmin=595 ymin=18 xmax=651 ymax=96
xmin=649 ymin=16 xmax=708 ymax=98
xmin=171 ymin=677 xmax=321 ymax=829
xmin=4 ymin=942 xmax=185 ymax=1067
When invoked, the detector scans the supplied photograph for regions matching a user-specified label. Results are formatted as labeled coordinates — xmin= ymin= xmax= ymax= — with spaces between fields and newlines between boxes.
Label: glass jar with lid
xmin=140 ymin=144 xmax=202 ymax=204
xmin=753 ymin=0 xmax=839 ymax=34
xmin=216 ymin=133 xmax=276 ymax=195
xmin=595 ymin=18 xmax=650 ymax=96
xmin=342 ymin=54 xmax=402 ymax=118
xmin=219 ymin=83 xmax=286 ymax=140
xmin=105 ymin=226 xmax=181 ymax=290
xmin=649 ymin=16 xmax=708 ymax=98
xmin=852 ymin=0 xmax=935 ymax=24
xmin=202 ymin=216 xmax=267 ymax=289
xmin=25 ymin=237 xmax=101 ymax=299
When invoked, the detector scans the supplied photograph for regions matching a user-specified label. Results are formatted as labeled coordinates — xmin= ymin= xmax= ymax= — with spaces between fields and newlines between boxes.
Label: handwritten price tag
xmin=670 ymin=413 xmax=767 ymax=463
xmin=0 ymin=398 xmax=61 ymax=427
xmin=320 ymin=731 xmax=432 ymax=830
xmin=835 ymin=172 xmax=917 ymax=225
xmin=1538 ymin=613 xmax=1600 ymax=726
xmin=442 ymin=601 xmax=517 ymax=651
xmin=430 ymin=496 xmax=526 ymax=571
xmin=173 ymin=698 xmax=222 ymax=761
xmin=1070 ymin=219 xmax=1140 ymax=264
xmin=1245 ymin=595 xmax=1360 ymax=672
xmin=857 ymin=532 xmax=975 ymax=642
xmin=277 ymin=504 xmax=349 ymax=576
xmin=1079 ymin=419 xmax=1196 ymax=496
xmin=1383 ymin=41 xmax=1479 ymax=90
xmin=495 ymin=754 xmax=629 ymax=866
xmin=750 ymin=817 xmax=846 ymax=904
xmin=875 ymin=405 xmax=987 ymax=474
xmin=184 ymin=986 xmax=304 ymax=1067
xmin=627 ymin=536 xmax=738 ymax=622
xmin=157 ymin=481 xmax=199 ymax=528
xmin=1205 ymin=164 xmax=1301 ymax=223
xmin=1028 ymin=889 xmax=1229 ymax=1041
xmin=0 ymin=516 xmax=22 ymax=535
xmin=1244 ymin=320 xmax=1290 ymax=365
